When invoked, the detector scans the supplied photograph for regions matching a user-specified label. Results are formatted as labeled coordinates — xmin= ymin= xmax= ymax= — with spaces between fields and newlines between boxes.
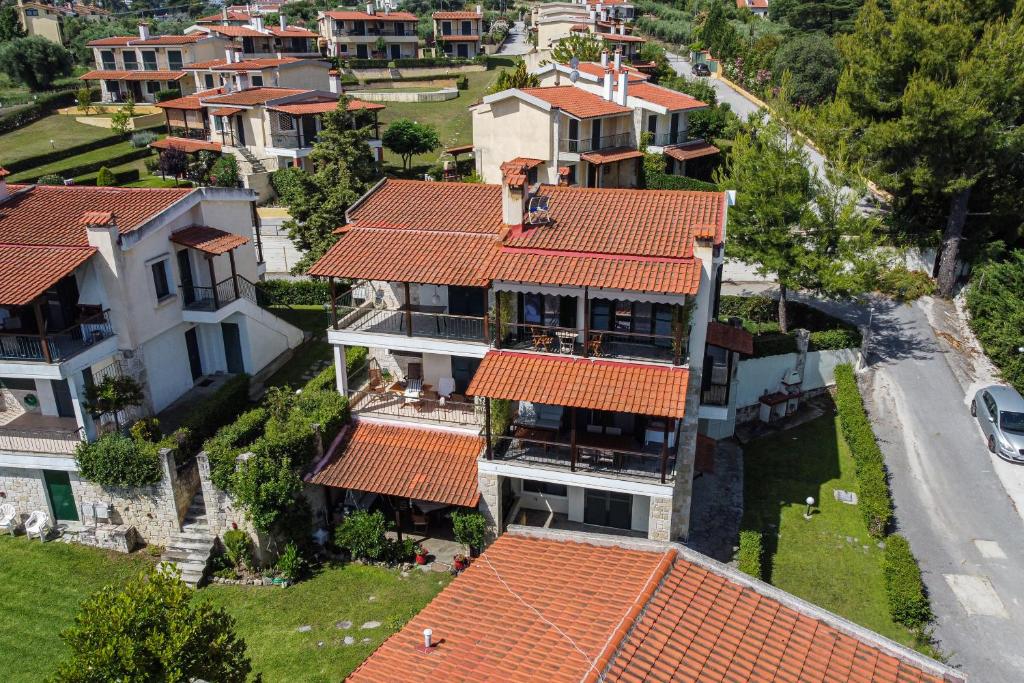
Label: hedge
xmin=16 ymin=147 xmax=154 ymax=184
xmin=883 ymin=534 xmax=933 ymax=629
xmin=75 ymin=433 xmax=163 ymax=488
xmin=361 ymin=73 xmax=468 ymax=85
xmin=255 ymin=279 xmax=330 ymax=306
xmin=180 ymin=374 xmax=252 ymax=454
xmin=3 ymin=129 xmax=150 ymax=175
xmin=833 ymin=364 xmax=892 ymax=537
xmin=808 ymin=328 xmax=862 ymax=352
xmin=0 ymin=88 xmax=97 ymax=136
xmin=752 ymin=333 xmax=799 ymax=358
xmin=720 ymin=295 xmax=861 ymax=356
xmin=646 ymin=173 xmax=719 ymax=191
xmin=75 ymin=168 xmax=140 ymax=186
xmin=737 ymin=530 xmax=764 ymax=579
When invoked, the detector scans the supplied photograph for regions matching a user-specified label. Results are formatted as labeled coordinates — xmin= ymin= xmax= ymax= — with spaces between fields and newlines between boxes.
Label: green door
xmin=43 ymin=470 xmax=78 ymax=522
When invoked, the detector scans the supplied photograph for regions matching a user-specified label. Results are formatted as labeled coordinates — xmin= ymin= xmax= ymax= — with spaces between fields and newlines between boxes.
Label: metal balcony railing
xmin=0 ymin=424 xmax=84 ymax=454
xmin=559 ymin=132 xmax=635 ymax=154
xmin=0 ymin=310 xmax=114 ymax=364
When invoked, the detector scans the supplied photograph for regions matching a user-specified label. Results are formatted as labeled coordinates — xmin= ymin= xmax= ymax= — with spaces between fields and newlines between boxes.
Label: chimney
xmin=328 ymin=69 xmax=341 ymax=93
xmin=138 ymin=21 xmax=150 ymax=40
xmin=225 ymin=46 xmax=234 ymax=64
xmin=252 ymin=15 xmax=264 ymax=32
xmin=613 ymin=48 xmax=620 ymax=70
xmin=0 ymin=168 xmax=9 ymax=202
xmin=603 ymin=67 xmax=613 ymax=101
xmin=501 ymin=167 xmax=526 ymax=228
xmin=618 ymin=23 xmax=625 ymax=35
xmin=588 ymin=9 xmax=596 ymax=22
xmin=600 ymin=49 xmax=608 ymax=67
xmin=615 ymin=70 xmax=627 ymax=105
xmin=279 ymin=14 xmax=286 ymax=30
xmin=221 ymin=7 xmax=228 ymax=21
xmin=366 ymin=2 xmax=374 ymax=15
xmin=601 ymin=8 xmax=608 ymax=21
xmin=423 ymin=629 xmax=433 ymax=650
xmin=476 ymin=4 xmax=482 ymax=14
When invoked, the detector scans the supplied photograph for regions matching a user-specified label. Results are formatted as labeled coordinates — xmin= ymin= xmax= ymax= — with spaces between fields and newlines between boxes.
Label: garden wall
xmin=347 ymin=88 xmax=459 ymax=103
xmin=196 ymin=451 xmax=274 ymax=564
xmin=346 ymin=63 xmax=485 ymax=81
xmin=734 ymin=348 xmax=860 ymax=413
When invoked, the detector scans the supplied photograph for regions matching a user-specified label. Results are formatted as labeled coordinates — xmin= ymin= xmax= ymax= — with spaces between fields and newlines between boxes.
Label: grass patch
xmin=0 ymin=535 xmax=449 ymax=682
xmin=8 ymin=139 xmax=147 ymax=182
xmin=741 ymin=413 xmax=921 ymax=649
xmin=267 ymin=339 xmax=332 ymax=389
xmin=0 ymin=115 xmax=117 ymax=166
xmin=269 ymin=304 xmax=330 ymax=335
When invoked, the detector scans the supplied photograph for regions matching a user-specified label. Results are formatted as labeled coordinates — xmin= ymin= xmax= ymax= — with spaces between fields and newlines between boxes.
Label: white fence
xmin=735 ymin=348 xmax=860 ymax=409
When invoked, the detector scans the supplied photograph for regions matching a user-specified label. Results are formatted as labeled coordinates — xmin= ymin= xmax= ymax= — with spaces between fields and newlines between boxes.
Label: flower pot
xmin=415 ymin=554 xmax=428 ymax=565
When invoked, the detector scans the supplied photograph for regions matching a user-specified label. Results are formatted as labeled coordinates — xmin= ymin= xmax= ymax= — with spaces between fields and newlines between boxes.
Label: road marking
xmin=973 ymin=539 xmax=1007 ymax=559
xmin=944 ymin=574 xmax=1009 ymax=618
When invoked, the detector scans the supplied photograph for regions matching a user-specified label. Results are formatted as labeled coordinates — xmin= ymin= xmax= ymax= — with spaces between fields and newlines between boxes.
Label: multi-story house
xmin=432 ymin=7 xmax=484 ymax=59
xmin=15 ymin=0 xmax=110 ymax=45
xmin=0 ymin=174 xmax=304 ymax=527
xmin=532 ymin=0 xmax=638 ymax=54
xmin=737 ymin=0 xmax=770 ymax=18
xmin=81 ymin=23 xmax=230 ymax=103
xmin=472 ymin=52 xmax=713 ymax=188
xmin=318 ymin=5 xmax=419 ymax=60
xmin=185 ymin=50 xmax=332 ymax=93
xmin=307 ymin=165 xmax=749 ymax=542
xmin=187 ymin=15 xmax=321 ymax=59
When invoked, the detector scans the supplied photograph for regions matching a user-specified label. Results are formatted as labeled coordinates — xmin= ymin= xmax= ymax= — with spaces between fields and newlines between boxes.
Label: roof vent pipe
xmin=279 ymin=14 xmax=287 ymax=30
xmin=600 ymin=49 xmax=608 ymax=68
xmin=366 ymin=2 xmax=375 ymax=15
xmin=613 ymin=49 xmax=621 ymax=70
xmin=423 ymin=629 xmax=433 ymax=649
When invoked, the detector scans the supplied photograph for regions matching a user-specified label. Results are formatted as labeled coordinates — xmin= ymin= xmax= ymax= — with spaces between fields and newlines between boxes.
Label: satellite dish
xmin=569 ymin=69 xmax=579 ymax=83
xmin=569 ymin=56 xmax=580 ymax=69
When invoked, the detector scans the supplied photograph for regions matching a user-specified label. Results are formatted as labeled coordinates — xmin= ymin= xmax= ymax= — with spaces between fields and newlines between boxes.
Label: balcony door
xmin=451 ymin=356 xmax=481 ymax=393
xmin=50 ymin=379 xmax=75 ymax=418
xmin=221 ymin=322 xmax=244 ymax=374
xmin=301 ymin=115 xmax=317 ymax=147
xmin=234 ymin=115 xmax=246 ymax=146
xmin=591 ymin=119 xmax=602 ymax=151
xmin=185 ymin=327 xmax=202 ymax=381
xmin=177 ymin=249 xmax=195 ymax=305
xmin=583 ymin=489 xmax=631 ymax=529
xmin=390 ymin=44 xmax=401 ymax=59
xmin=448 ymin=286 xmax=485 ymax=317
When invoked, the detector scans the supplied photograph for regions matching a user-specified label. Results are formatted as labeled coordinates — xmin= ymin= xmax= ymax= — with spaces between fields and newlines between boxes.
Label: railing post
xmin=673 ymin=323 xmax=683 ymax=366
xmin=582 ymin=287 xmax=590 ymax=358
xmin=660 ymin=421 xmax=670 ymax=484
xmin=570 ymin=406 xmax=577 ymax=472
xmin=403 ymin=282 xmax=413 ymax=337
xmin=33 ymin=301 xmax=51 ymax=363
xmin=493 ymin=290 xmax=502 ymax=349
xmin=484 ymin=397 xmax=493 ymax=460
xmin=329 ymin=278 xmax=338 ymax=329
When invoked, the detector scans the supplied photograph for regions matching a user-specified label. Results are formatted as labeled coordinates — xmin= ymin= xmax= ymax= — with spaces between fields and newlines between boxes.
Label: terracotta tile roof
xmin=133 ymin=34 xmax=208 ymax=45
xmin=580 ymin=146 xmax=644 ymax=164
xmin=346 ymin=179 xmax=503 ymax=234
xmin=0 ymin=185 xmax=192 ymax=247
xmin=505 ymin=185 xmax=725 ymax=258
xmin=520 ymin=85 xmax=632 ymax=119
xmin=628 ymin=82 xmax=707 ymax=111
xmin=486 ymin=250 xmax=702 ymax=294
xmin=210 ymin=106 xmax=243 ymax=116
xmin=738 ymin=0 xmax=770 ymax=8
xmin=201 ymin=87 xmax=307 ymax=106
xmin=309 ymin=422 xmax=483 ymax=507
xmin=188 ymin=58 xmax=230 ymax=69
xmin=433 ymin=11 xmax=482 ymax=19
xmin=267 ymin=26 xmax=318 ymax=37
xmin=468 ymin=351 xmax=691 ymax=418
xmin=0 ymin=245 xmax=96 ymax=306
xmin=308 ymin=228 xmax=497 ymax=286
xmin=348 ymin=534 xmax=675 ymax=683
xmin=0 ymin=168 xmax=9 ymax=178
xmin=572 ymin=61 xmax=649 ymax=82
xmin=665 ymin=139 xmax=721 ymax=161
xmin=80 ymin=70 xmax=187 ymax=81
xmin=212 ymin=57 xmax=301 ymax=70
xmin=324 ymin=10 xmax=418 ymax=21
xmin=436 ymin=34 xmax=481 ymax=41
xmin=269 ymin=99 xmax=385 ymax=115
xmin=353 ymin=532 xmax=958 ymax=683
xmin=155 ymin=93 xmax=204 ymax=110
xmin=707 ymin=320 xmax=753 ymax=355
xmin=205 ymin=25 xmax=266 ymax=37
xmin=151 ymin=137 xmax=223 ymax=153
xmin=169 ymin=226 xmax=248 ymax=254
xmin=197 ymin=10 xmax=252 ymax=22
xmin=86 ymin=36 xmax=134 ymax=46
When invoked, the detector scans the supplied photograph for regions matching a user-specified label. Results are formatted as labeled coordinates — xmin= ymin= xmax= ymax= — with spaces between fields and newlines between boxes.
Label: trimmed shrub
xmin=456 ymin=74 xmax=469 ymax=90
xmin=37 ymin=173 xmax=65 ymax=185
xmin=0 ymin=88 xmax=92 ymax=135
xmin=450 ymin=510 xmax=487 ymax=553
xmin=182 ymin=374 xmax=251 ymax=453
xmin=15 ymin=146 xmax=153 ymax=184
xmin=809 ymin=328 xmax=861 ymax=351
xmin=204 ymin=407 xmax=269 ymax=490
xmin=95 ymin=166 xmax=116 ymax=186
xmin=75 ymin=433 xmax=162 ymax=488
xmin=833 ymin=364 xmax=892 ymax=537
xmin=223 ymin=529 xmax=253 ymax=569
xmin=3 ymin=129 xmax=153 ymax=174
xmin=645 ymin=172 xmax=719 ymax=191
xmin=154 ymin=89 xmax=181 ymax=102
xmin=76 ymin=168 xmax=141 ymax=186
xmin=737 ymin=530 xmax=763 ymax=579
xmin=255 ymin=278 xmax=330 ymax=306
xmin=883 ymin=534 xmax=933 ymax=629
xmin=334 ymin=510 xmax=392 ymax=561
xmin=130 ymin=130 xmax=158 ymax=148
xmin=752 ymin=333 xmax=798 ymax=358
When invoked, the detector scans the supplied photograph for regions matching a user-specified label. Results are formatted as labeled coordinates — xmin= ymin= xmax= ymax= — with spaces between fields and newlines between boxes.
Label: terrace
xmin=0 ymin=309 xmax=114 ymax=364
xmin=0 ymin=413 xmax=83 ymax=455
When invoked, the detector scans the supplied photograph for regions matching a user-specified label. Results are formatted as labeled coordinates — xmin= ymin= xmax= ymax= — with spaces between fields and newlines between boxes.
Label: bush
xmin=230 ymin=449 xmax=304 ymax=532
xmin=129 ymin=417 xmax=162 ymax=443
xmin=154 ymin=89 xmax=181 ymax=102
xmin=808 ymin=328 xmax=861 ymax=351
xmin=292 ymin=389 xmax=349 ymax=444
xmin=719 ymin=295 xmax=775 ymax=322
xmin=131 ymin=130 xmax=158 ymax=148
xmin=834 ymin=364 xmax=892 ymax=537
xmin=210 ymin=155 xmax=240 ymax=187
xmin=883 ymin=534 xmax=933 ymax=629
xmin=75 ymin=433 xmax=162 ymax=488
xmin=37 ymin=173 xmax=65 ymax=185
xmin=386 ymin=537 xmax=417 ymax=564
xmin=223 ymin=529 xmax=253 ymax=570
xmin=752 ymin=333 xmax=798 ymax=357
xmin=334 ymin=510 xmax=391 ymax=561
xmin=875 ymin=265 xmax=936 ymax=301
xmin=966 ymin=252 xmax=1024 ymax=395
xmin=94 ymin=166 xmax=116 ymax=186
xmin=255 ymin=278 xmax=330 ymax=306
xmin=737 ymin=530 xmax=763 ymax=579
xmin=456 ymin=74 xmax=469 ymax=90
xmin=181 ymin=374 xmax=251 ymax=454
xmin=0 ymin=88 xmax=89 ymax=136
xmin=451 ymin=510 xmax=487 ymax=553
xmin=270 ymin=166 xmax=312 ymax=205
xmin=276 ymin=542 xmax=304 ymax=581
xmin=16 ymin=146 xmax=153 ymax=185
xmin=77 ymin=168 xmax=140 ymax=186
xmin=0 ymin=36 xmax=72 ymax=91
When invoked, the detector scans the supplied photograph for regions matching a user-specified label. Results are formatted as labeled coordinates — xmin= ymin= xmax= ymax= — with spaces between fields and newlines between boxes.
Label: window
xmin=251 ymin=74 xmax=264 ymax=87
xmin=141 ymin=50 xmax=157 ymax=71
xmin=167 ymin=50 xmax=183 ymax=70
xmin=277 ymin=112 xmax=295 ymax=130
xmin=150 ymin=260 xmax=172 ymax=300
xmin=522 ymin=480 xmax=568 ymax=496
xmin=26 ymin=8 xmax=38 ymax=15
xmin=122 ymin=51 xmax=138 ymax=70
xmin=565 ymin=164 xmax=577 ymax=185
xmin=339 ymin=43 xmax=348 ymax=53
xmin=394 ymin=22 xmax=404 ymax=36
xmin=442 ymin=21 xmax=452 ymax=35
xmin=647 ymin=114 xmax=657 ymax=136
xmin=204 ymin=73 xmax=215 ymax=89
xmin=101 ymin=50 xmax=116 ymax=69
xmin=146 ymin=81 xmax=162 ymax=94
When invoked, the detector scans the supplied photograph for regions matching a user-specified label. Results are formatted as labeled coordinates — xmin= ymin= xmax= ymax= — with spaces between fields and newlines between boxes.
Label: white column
xmin=65 ymin=373 xmax=96 ymax=442
xmin=333 ymin=344 xmax=348 ymax=396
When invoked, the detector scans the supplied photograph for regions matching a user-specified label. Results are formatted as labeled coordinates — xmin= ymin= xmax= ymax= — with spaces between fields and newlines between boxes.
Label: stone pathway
xmin=685 ymin=440 xmax=744 ymax=564
xmin=159 ymin=491 xmax=215 ymax=588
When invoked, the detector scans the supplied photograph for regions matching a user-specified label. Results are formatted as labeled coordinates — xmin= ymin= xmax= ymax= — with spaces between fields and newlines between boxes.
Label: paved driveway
xmin=496 ymin=21 xmax=531 ymax=56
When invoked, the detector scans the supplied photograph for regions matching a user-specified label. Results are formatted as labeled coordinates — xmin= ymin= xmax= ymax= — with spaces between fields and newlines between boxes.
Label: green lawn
xmin=742 ymin=413 xmax=919 ymax=649
xmin=8 ymin=139 xmax=145 ymax=182
xmin=0 ymin=534 xmax=449 ymax=682
xmin=0 ymin=115 xmax=116 ymax=166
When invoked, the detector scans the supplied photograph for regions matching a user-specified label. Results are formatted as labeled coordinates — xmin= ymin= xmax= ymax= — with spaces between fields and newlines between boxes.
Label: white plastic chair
xmin=0 ymin=503 xmax=17 ymax=536
xmin=24 ymin=510 xmax=50 ymax=542
xmin=437 ymin=377 xmax=456 ymax=399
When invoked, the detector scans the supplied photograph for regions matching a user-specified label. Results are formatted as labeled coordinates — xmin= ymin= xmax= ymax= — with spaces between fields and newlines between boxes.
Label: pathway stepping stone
xmin=297 ymin=625 xmax=312 ymax=633
xmin=360 ymin=621 xmax=381 ymax=629
xmin=361 ymin=638 xmax=371 ymax=644
xmin=344 ymin=636 xmax=355 ymax=645
xmin=335 ymin=620 xmax=352 ymax=630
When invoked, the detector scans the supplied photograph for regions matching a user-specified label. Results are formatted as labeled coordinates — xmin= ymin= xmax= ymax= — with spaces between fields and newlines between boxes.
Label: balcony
xmin=0 ymin=310 xmax=114 ymax=364
xmin=646 ymin=131 xmax=687 ymax=147
xmin=559 ymin=132 xmax=635 ymax=154
xmin=496 ymin=322 xmax=688 ymax=365
xmin=349 ymin=390 xmax=483 ymax=428
xmin=334 ymin=303 xmax=488 ymax=344
xmin=270 ymin=131 xmax=314 ymax=150
xmin=181 ymin=275 xmax=259 ymax=312
xmin=0 ymin=415 xmax=83 ymax=455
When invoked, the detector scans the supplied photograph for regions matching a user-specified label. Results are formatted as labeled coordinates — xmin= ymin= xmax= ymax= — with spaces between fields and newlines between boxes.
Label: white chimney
xmin=502 ymin=175 xmax=525 ymax=227
xmin=588 ymin=9 xmax=596 ymax=22
xmin=366 ymin=2 xmax=375 ymax=15
xmin=603 ymin=67 xmax=613 ymax=101
xmin=138 ymin=21 xmax=150 ymax=40
xmin=613 ymin=49 xmax=621 ymax=70
xmin=225 ymin=47 xmax=234 ymax=64
xmin=221 ymin=7 xmax=228 ymax=21
xmin=615 ymin=70 xmax=627 ymax=105
xmin=423 ymin=629 xmax=433 ymax=649
xmin=329 ymin=70 xmax=341 ymax=93
xmin=600 ymin=49 xmax=608 ymax=67
xmin=252 ymin=16 xmax=264 ymax=32
xmin=618 ymin=23 xmax=625 ymax=35
xmin=0 ymin=168 xmax=9 ymax=202
xmin=279 ymin=14 xmax=287 ymax=30
xmin=601 ymin=9 xmax=608 ymax=21
xmin=476 ymin=4 xmax=482 ymax=14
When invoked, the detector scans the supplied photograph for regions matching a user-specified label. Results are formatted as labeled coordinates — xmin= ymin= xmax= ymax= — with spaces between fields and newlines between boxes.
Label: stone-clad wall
xmin=196 ymin=452 xmax=273 ymax=564
xmin=0 ymin=467 xmax=50 ymax=524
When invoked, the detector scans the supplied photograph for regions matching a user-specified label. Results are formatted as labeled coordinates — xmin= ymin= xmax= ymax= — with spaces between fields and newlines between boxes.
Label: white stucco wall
xmin=141 ymin=325 xmax=195 ymax=414
xmin=473 ymin=97 xmax=556 ymax=184
xmin=734 ymin=348 xmax=860 ymax=409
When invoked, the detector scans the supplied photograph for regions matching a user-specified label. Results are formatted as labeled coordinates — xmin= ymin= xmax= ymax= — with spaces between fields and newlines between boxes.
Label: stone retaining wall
xmin=347 ymin=88 xmax=459 ymax=103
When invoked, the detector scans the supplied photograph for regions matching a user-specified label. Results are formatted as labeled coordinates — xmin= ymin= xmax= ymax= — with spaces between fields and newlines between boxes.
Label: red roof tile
xmin=169 ymin=226 xmax=248 ymax=254
xmin=133 ymin=33 xmax=208 ymax=45
xmin=572 ymin=61 xmax=649 ymax=82
xmin=86 ymin=36 xmax=134 ymax=46
xmin=197 ymin=10 xmax=252 ymax=22
xmin=346 ymin=179 xmax=504 ymax=234
xmin=0 ymin=186 xmax=192 ymax=247
xmin=706 ymin=320 xmax=753 ymax=355
xmin=267 ymin=26 xmax=318 ymax=37
xmin=665 ymin=139 xmax=721 ymax=161
xmin=485 ymin=250 xmax=702 ymax=294
xmin=580 ymin=146 xmax=643 ymax=164
xmin=432 ymin=11 xmax=482 ymax=19
xmin=205 ymin=25 xmax=266 ymax=37
xmin=308 ymin=228 xmax=497 ymax=286
xmin=209 ymin=106 xmax=244 ymax=116
xmin=353 ymin=532 xmax=958 ymax=683
xmin=212 ymin=56 xmax=302 ymax=70
xmin=520 ymin=85 xmax=632 ymax=119
xmin=601 ymin=33 xmax=645 ymax=42
xmin=0 ymin=245 xmax=96 ymax=305
xmin=324 ymin=10 xmax=417 ymax=21
xmin=309 ymin=421 xmax=483 ymax=507
xmin=80 ymin=70 xmax=187 ymax=81
xmin=628 ymin=82 xmax=707 ymax=111
xmin=468 ymin=351 xmax=691 ymax=417
xmin=269 ymin=99 xmax=385 ymax=115
xmin=738 ymin=0 xmax=770 ymax=8
xmin=150 ymin=137 xmax=223 ymax=153
xmin=201 ymin=87 xmax=308 ymax=106
xmin=348 ymin=534 xmax=675 ymax=683
xmin=155 ymin=93 xmax=204 ymax=110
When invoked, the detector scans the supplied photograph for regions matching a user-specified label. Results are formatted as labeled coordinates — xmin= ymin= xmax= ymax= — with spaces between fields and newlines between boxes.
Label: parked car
xmin=692 ymin=63 xmax=711 ymax=78
xmin=972 ymin=385 xmax=1024 ymax=462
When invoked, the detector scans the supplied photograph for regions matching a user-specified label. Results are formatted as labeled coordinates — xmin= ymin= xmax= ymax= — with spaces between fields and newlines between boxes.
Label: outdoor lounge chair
xmin=24 ymin=510 xmax=50 ymax=541
xmin=0 ymin=503 xmax=17 ymax=536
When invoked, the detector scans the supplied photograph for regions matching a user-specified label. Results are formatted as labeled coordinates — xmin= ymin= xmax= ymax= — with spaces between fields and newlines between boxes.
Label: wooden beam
xmin=208 ymin=256 xmax=219 ymax=309
xmin=228 ymin=250 xmax=239 ymax=299
xmin=33 ymin=300 xmax=51 ymax=363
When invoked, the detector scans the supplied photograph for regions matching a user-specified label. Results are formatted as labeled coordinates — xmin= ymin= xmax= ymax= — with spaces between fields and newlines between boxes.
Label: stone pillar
xmin=669 ymin=371 xmax=702 ymax=541
xmin=333 ymin=344 xmax=348 ymax=396
xmin=647 ymin=495 xmax=673 ymax=541
xmin=477 ymin=471 xmax=502 ymax=543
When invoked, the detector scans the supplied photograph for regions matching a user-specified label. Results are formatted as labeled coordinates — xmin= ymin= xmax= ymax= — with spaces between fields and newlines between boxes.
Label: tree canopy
xmin=0 ymin=5 xmax=26 ymax=42
xmin=549 ymin=33 xmax=604 ymax=63
xmin=382 ymin=119 xmax=441 ymax=171
xmin=772 ymin=33 xmax=841 ymax=105
xmin=770 ymin=0 xmax=878 ymax=35
xmin=487 ymin=59 xmax=539 ymax=94
xmin=0 ymin=36 xmax=72 ymax=91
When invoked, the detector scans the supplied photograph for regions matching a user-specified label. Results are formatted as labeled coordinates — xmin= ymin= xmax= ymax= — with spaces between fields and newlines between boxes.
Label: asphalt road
xmin=496 ymin=21 xmax=531 ymax=56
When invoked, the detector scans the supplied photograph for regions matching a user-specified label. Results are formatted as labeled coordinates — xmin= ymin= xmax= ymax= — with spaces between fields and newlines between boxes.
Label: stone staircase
xmin=235 ymin=146 xmax=268 ymax=174
xmin=160 ymin=492 xmax=216 ymax=588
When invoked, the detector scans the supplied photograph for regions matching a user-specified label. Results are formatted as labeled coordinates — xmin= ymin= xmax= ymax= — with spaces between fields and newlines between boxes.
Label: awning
xmin=706 ymin=320 xmax=753 ymax=355
xmin=0 ymin=245 xmax=96 ymax=306
xmin=468 ymin=351 xmax=691 ymax=418
xmin=79 ymin=70 xmax=187 ymax=81
xmin=150 ymin=137 xmax=222 ymax=154
xmin=309 ymin=421 xmax=483 ymax=508
xmin=445 ymin=144 xmax=475 ymax=156
xmin=664 ymin=140 xmax=720 ymax=162
xmin=580 ymin=147 xmax=644 ymax=165
xmin=170 ymin=226 xmax=248 ymax=255
xmin=209 ymin=106 xmax=243 ymax=117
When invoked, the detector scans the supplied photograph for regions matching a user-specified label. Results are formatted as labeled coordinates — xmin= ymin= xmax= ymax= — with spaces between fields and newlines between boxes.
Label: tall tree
xmin=770 ymin=0 xmax=875 ymax=35
xmin=715 ymin=114 xmax=878 ymax=331
xmin=381 ymin=119 xmax=440 ymax=171
xmin=0 ymin=5 xmax=26 ymax=42
xmin=487 ymin=59 xmax=539 ymax=94
xmin=772 ymin=33 xmax=841 ymax=105
xmin=0 ymin=36 xmax=72 ymax=90
xmin=834 ymin=0 xmax=1024 ymax=296
xmin=549 ymin=33 xmax=603 ymax=63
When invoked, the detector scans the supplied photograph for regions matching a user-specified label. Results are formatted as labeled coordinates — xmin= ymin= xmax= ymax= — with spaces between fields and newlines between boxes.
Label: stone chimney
xmin=0 ymin=168 xmax=9 ymax=202
xmin=615 ymin=70 xmax=628 ymax=105
xmin=500 ymin=161 xmax=527 ymax=229
xmin=603 ymin=67 xmax=613 ymax=101
xmin=600 ymin=49 xmax=608 ymax=67
xmin=138 ymin=21 xmax=150 ymax=40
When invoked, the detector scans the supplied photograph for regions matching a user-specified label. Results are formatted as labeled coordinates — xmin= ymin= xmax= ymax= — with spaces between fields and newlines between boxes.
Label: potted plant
xmin=414 ymin=544 xmax=429 ymax=565
xmin=452 ymin=553 xmax=469 ymax=571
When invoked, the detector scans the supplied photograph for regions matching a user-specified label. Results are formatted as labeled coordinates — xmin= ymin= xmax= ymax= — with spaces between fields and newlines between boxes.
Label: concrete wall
xmin=473 ymin=96 xmax=556 ymax=183
xmin=346 ymin=63 xmax=486 ymax=80
xmin=347 ymin=87 xmax=459 ymax=102
xmin=734 ymin=348 xmax=860 ymax=409
xmin=141 ymin=325 xmax=195 ymax=414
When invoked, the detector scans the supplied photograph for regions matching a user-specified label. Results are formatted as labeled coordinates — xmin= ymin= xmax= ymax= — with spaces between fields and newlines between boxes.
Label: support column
xmin=403 ymin=282 xmax=413 ymax=337
xmin=660 ymin=420 xmax=670 ymax=484
xmin=493 ymin=289 xmax=502 ymax=349
xmin=582 ymin=286 xmax=590 ymax=357
xmin=333 ymin=344 xmax=348 ymax=396
xmin=32 ymin=300 xmax=51 ymax=363
xmin=570 ymin=406 xmax=577 ymax=472
xmin=484 ymin=397 xmax=493 ymax=460
xmin=228 ymin=249 xmax=240 ymax=299
xmin=65 ymin=373 xmax=96 ymax=442
xmin=207 ymin=256 xmax=219 ymax=309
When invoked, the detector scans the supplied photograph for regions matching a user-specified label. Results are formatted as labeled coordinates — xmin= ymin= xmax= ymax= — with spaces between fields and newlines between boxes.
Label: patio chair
xmin=530 ymin=326 xmax=553 ymax=352
xmin=24 ymin=510 xmax=50 ymax=542
xmin=556 ymin=330 xmax=576 ymax=354
xmin=588 ymin=331 xmax=604 ymax=357
xmin=368 ymin=367 xmax=386 ymax=394
xmin=406 ymin=362 xmax=423 ymax=381
xmin=412 ymin=512 xmax=429 ymax=534
xmin=0 ymin=503 xmax=17 ymax=536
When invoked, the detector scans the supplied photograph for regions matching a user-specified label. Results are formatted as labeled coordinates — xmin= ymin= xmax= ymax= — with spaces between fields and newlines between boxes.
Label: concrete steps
xmin=160 ymin=492 xmax=216 ymax=588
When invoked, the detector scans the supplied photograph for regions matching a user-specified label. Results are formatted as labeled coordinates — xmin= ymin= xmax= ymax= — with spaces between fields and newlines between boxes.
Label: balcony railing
xmin=0 ymin=424 xmax=84 ymax=454
xmin=491 ymin=433 xmax=676 ymax=483
xmin=0 ymin=310 xmax=114 ymax=364
xmin=559 ymin=132 xmax=635 ymax=154
xmin=647 ymin=131 xmax=687 ymax=147
xmin=270 ymin=131 xmax=314 ymax=149
xmin=495 ymin=323 xmax=688 ymax=365
xmin=181 ymin=275 xmax=259 ymax=312
xmin=334 ymin=303 xmax=488 ymax=344
xmin=349 ymin=390 xmax=483 ymax=427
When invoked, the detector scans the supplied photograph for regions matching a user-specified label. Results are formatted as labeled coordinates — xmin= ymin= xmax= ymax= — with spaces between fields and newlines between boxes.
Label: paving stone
xmin=361 ymin=638 xmax=371 ymax=644
xmin=368 ymin=595 xmax=377 ymax=602
xmin=344 ymin=636 xmax=355 ymax=645
xmin=360 ymin=621 xmax=381 ymax=629
xmin=335 ymin=620 xmax=352 ymax=630
xmin=297 ymin=625 xmax=312 ymax=633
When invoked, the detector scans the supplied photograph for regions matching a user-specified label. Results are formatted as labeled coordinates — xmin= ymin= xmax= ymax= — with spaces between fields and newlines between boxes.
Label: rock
xmin=317 ymin=641 xmax=324 ymax=648
xmin=361 ymin=638 xmax=371 ymax=644
xmin=297 ymin=625 xmax=312 ymax=633
xmin=335 ymin=620 xmax=352 ymax=630
xmin=360 ymin=621 xmax=381 ymax=630
xmin=368 ymin=595 xmax=377 ymax=602
xmin=877 ymin=541 xmax=886 ymax=549
xmin=845 ymin=536 xmax=854 ymax=543
xmin=344 ymin=636 xmax=355 ymax=645
xmin=400 ymin=571 xmax=410 ymax=578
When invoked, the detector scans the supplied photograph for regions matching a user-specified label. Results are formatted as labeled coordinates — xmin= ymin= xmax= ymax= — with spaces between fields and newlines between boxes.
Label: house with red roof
xmin=305 ymin=165 xmax=749 ymax=542
xmin=533 ymin=0 xmax=641 ymax=57
xmin=737 ymin=0 xmax=771 ymax=18
xmin=349 ymin=527 xmax=963 ymax=683
xmin=186 ymin=13 xmax=320 ymax=60
xmin=432 ymin=6 xmax=484 ymax=59
xmin=0 ymin=176 xmax=303 ymax=530
xmin=318 ymin=4 xmax=420 ymax=60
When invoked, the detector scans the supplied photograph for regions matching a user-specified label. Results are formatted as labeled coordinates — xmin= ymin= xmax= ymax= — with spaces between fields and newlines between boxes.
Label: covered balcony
xmin=171 ymin=226 xmax=256 ymax=313
xmin=267 ymin=100 xmax=384 ymax=153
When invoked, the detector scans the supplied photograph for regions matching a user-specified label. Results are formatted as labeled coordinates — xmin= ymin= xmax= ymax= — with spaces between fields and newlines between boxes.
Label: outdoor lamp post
xmin=804 ymin=496 xmax=815 ymax=520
